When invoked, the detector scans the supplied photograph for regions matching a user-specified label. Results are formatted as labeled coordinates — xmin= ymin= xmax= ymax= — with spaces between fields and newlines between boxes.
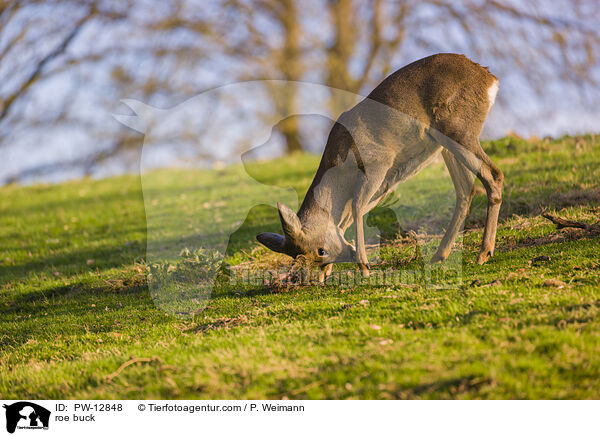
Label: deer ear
xmin=256 ymin=232 xmax=286 ymax=253
xmin=277 ymin=202 xmax=302 ymax=239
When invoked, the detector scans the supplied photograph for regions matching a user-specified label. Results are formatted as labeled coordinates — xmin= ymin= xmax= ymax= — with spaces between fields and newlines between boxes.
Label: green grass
xmin=1 ymin=134 xmax=599 ymax=399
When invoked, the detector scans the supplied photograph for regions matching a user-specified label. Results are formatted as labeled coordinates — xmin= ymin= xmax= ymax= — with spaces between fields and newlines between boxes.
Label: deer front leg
xmin=348 ymin=156 xmax=391 ymax=276
xmin=318 ymin=263 xmax=333 ymax=283
xmin=352 ymin=202 xmax=370 ymax=277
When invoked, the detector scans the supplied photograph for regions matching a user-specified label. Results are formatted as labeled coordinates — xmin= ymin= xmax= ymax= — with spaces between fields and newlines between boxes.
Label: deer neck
xmin=297 ymin=170 xmax=351 ymax=235
xmin=297 ymin=120 xmax=361 ymax=233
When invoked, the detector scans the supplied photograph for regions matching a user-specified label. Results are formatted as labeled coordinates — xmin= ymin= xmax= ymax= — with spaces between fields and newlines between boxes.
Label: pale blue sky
xmin=1 ymin=0 xmax=599 ymax=184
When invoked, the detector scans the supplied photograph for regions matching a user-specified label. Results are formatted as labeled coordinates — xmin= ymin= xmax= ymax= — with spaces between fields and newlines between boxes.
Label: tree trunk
xmin=279 ymin=116 xmax=302 ymax=154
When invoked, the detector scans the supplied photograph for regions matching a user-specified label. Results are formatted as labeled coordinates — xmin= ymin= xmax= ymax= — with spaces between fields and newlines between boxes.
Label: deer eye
xmin=317 ymin=248 xmax=327 ymax=257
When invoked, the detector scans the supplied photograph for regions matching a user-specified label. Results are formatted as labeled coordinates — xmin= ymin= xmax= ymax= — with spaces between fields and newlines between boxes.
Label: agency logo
xmin=3 ymin=402 xmax=50 ymax=434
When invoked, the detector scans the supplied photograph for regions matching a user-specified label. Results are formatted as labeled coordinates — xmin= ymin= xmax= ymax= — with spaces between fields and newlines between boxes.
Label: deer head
xmin=257 ymin=202 xmax=355 ymax=265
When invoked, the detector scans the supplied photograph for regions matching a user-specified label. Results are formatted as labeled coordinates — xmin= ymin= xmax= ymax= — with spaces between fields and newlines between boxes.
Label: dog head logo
xmin=113 ymin=81 xmax=361 ymax=316
xmin=113 ymin=80 xmax=466 ymax=311
xmin=3 ymin=402 xmax=50 ymax=433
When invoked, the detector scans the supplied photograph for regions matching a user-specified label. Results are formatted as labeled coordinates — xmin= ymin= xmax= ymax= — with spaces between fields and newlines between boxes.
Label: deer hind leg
xmin=431 ymin=149 xmax=475 ymax=263
xmin=431 ymin=132 xmax=503 ymax=264
xmin=474 ymin=151 xmax=503 ymax=264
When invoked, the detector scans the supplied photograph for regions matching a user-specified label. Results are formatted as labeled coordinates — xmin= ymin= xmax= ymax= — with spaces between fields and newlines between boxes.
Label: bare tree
xmin=180 ymin=0 xmax=599 ymax=151
xmin=2 ymin=0 xmax=600 ymax=182
xmin=0 ymin=0 xmax=130 ymax=182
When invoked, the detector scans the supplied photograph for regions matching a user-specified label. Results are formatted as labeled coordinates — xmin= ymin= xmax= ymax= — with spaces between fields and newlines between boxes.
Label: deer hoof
xmin=430 ymin=252 xmax=447 ymax=264
xmin=477 ymin=250 xmax=492 ymax=265
xmin=318 ymin=264 xmax=333 ymax=284
xmin=358 ymin=263 xmax=370 ymax=277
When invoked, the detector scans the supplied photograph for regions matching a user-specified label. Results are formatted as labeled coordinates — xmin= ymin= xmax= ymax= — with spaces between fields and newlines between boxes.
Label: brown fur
xmin=258 ymin=53 xmax=503 ymax=274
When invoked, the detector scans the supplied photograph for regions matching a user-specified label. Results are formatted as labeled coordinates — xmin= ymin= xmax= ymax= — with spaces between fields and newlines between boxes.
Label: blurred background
xmin=1 ymin=0 xmax=599 ymax=185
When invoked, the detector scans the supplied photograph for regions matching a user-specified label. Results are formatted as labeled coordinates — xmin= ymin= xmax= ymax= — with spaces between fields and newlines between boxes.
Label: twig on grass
xmin=542 ymin=213 xmax=600 ymax=232
xmin=104 ymin=355 xmax=163 ymax=382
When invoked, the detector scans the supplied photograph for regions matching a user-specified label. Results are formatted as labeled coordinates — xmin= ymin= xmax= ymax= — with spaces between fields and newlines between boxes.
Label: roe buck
xmin=257 ymin=53 xmax=503 ymax=280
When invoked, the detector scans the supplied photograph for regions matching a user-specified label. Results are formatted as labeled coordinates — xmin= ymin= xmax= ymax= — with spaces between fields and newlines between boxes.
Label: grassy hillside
xmin=1 ymin=135 xmax=599 ymax=399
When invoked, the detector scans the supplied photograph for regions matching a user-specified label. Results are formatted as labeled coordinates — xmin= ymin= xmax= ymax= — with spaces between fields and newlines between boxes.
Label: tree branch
xmin=542 ymin=213 xmax=600 ymax=232
xmin=0 ymin=7 xmax=96 ymax=121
